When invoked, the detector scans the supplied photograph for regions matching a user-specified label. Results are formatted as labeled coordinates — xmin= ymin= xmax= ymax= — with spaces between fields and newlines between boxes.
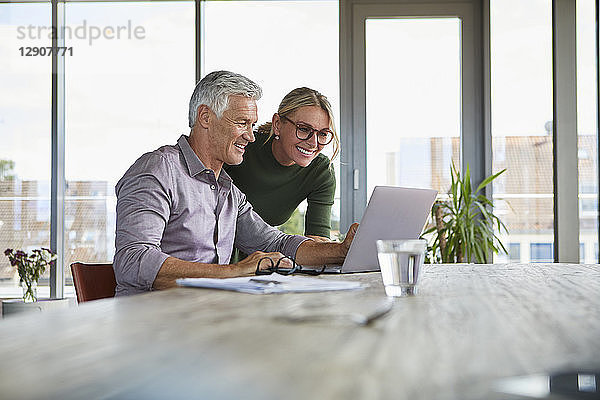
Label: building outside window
xmin=508 ymin=243 xmax=521 ymax=262
xmin=576 ymin=0 xmax=599 ymax=264
xmin=530 ymin=243 xmax=554 ymax=262
xmin=490 ymin=0 xmax=554 ymax=263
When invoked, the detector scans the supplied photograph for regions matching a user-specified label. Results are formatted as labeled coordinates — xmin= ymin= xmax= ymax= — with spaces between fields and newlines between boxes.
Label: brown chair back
xmin=70 ymin=262 xmax=117 ymax=303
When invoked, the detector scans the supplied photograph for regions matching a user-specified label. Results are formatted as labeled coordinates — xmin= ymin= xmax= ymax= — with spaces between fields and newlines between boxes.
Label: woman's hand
xmin=306 ymin=235 xmax=331 ymax=242
xmin=340 ymin=223 xmax=359 ymax=255
xmin=295 ymin=223 xmax=360 ymax=266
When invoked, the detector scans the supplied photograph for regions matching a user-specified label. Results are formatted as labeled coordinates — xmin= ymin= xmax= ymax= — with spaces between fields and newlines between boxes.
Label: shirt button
xmin=210 ymin=185 xmax=216 ymax=190
xmin=205 ymin=170 xmax=211 ymax=174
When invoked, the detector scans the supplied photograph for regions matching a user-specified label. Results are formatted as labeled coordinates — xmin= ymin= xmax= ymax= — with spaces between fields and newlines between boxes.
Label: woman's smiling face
xmin=271 ymin=106 xmax=330 ymax=167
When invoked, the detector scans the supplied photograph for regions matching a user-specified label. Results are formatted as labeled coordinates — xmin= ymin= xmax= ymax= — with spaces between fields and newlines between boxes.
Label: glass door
xmin=365 ymin=17 xmax=461 ymax=197
xmin=345 ymin=2 xmax=480 ymax=224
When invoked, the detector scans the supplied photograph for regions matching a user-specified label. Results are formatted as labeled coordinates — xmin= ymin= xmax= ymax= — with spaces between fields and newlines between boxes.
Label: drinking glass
xmin=376 ymin=239 xmax=426 ymax=296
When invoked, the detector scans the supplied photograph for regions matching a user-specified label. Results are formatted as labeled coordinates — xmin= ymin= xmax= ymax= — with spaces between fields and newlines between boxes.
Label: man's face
xmin=208 ymin=95 xmax=258 ymax=166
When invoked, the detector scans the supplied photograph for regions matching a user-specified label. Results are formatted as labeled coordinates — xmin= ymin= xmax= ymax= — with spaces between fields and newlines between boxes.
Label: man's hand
xmin=234 ymin=251 xmax=293 ymax=276
xmin=153 ymin=252 xmax=294 ymax=289
xmin=153 ymin=225 xmax=360 ymax=290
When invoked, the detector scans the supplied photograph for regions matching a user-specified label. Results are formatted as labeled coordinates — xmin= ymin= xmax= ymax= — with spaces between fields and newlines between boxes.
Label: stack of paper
xmin=176 ymin=273 xmax=364 ymax=294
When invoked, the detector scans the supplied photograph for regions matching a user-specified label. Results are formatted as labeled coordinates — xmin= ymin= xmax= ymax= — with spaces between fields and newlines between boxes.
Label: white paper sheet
xmin=176 ymin=273 xmax=364 ymax=294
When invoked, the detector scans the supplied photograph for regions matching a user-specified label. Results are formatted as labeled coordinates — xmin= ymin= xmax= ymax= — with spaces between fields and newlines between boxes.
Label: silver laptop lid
xmin=341 ymin=186 xmax=437 ymax=273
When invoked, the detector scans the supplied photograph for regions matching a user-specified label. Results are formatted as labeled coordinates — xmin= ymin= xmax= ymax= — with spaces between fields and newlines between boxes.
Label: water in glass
xmin=376 ymin=239 xmax=426 ymax=296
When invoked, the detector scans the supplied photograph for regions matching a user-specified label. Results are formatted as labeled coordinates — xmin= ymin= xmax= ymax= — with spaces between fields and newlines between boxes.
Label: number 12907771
xmin=19 ymin=47 xmax=73 ymax=56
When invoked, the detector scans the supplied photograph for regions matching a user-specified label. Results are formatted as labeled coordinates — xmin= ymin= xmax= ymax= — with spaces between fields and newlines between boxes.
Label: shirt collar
xmin=177 ymin=134 xmax=232 ymax=183
xmin=178 ymin=135 xmax=206 ymax=177
xmin=219 ymin=168 xmax=233 ymax=183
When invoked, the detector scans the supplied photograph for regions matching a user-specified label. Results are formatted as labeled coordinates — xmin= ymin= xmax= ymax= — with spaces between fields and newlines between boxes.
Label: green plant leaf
xmin=475 ymin=168 xmax=506 ymax=194
xmin=464 ymin=164 xmax=472 ymax=200
xmin=424 ymin=162 xmax=508 ymax=264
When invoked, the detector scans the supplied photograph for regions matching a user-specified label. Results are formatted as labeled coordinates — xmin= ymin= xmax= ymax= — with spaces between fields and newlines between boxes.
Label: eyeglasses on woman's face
xmin=280 ymin=115 xmax=334 ymax=146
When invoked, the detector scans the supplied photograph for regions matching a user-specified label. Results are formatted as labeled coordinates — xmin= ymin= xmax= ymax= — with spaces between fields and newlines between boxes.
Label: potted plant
xmin=4 ymin=248 xmax=57 ymax=302
xmin=423 ymin=163 xmax=508 ymax=263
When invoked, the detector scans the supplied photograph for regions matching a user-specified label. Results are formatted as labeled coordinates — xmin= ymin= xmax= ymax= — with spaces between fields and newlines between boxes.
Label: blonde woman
xmin=225 ymin=87 xmax=339 ymax=259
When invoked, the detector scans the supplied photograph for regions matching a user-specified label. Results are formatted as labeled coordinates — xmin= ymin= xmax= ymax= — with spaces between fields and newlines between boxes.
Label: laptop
xmin=323 ymin=186 xmax=437 ymax=273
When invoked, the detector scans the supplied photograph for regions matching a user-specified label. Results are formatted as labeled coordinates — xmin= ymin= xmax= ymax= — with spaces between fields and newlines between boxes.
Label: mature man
xmin=113 ymin=71 xmax=357 ymax=295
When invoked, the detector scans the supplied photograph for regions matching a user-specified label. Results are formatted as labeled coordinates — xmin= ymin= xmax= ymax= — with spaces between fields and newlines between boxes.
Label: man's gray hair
xmin=188 ymin=70 xmax=262 ymax=127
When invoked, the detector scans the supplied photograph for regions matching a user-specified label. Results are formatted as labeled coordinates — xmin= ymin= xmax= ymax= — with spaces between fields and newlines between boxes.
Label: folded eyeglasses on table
xmin=255 ymin=256 xmax=326 ymax=276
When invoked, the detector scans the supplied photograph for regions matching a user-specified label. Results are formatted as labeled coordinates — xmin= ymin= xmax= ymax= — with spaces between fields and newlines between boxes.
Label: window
xmin=577 ymin=0 xmax=598 ymax=263
xmin=1 ymin=0 xmax=595 ymax=299
xmin=530 ymin=243 xmax=553 ymax=262
xmin=508 ymin=243 xmax=521 ymax=262
xmin=364 ymin=18 xmax=461 ymax=198
xmin=0 ymin=3 xmax=52 ymax=297
xmin=63 ymin=1 xmax=195 ymax=284
xmin=491 ymin=0 xmax=554 ymax=262
xmin=202 ymin=0 xmax=340 ymax=236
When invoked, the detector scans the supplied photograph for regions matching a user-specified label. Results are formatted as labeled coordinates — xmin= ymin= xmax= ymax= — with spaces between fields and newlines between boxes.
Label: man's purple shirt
xmin=113 ymin=135 xmax=308 ymax=296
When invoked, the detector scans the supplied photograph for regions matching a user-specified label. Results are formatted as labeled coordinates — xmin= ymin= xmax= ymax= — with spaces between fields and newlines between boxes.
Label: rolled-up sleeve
xmin=233 ymin=188 xmax=309 ymax=260
xmin=114 ymin=154 xmax=172 ymax=295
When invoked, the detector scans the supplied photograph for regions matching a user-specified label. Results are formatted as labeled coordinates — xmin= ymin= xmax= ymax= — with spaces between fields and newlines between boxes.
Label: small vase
xmin=21 ymin=280 xmax=38 ymax=303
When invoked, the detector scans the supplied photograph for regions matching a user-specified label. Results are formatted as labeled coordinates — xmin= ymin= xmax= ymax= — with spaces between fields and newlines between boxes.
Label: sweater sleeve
xmin=304 ymin=159 xmax=336 ymax=237
xmin=232 ymin=186 xmax=308 ymax=259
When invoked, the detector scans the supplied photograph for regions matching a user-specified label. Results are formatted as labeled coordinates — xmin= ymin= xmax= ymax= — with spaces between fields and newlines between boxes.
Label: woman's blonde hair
xmin=257 ymin=87 xmax=339 ymax=161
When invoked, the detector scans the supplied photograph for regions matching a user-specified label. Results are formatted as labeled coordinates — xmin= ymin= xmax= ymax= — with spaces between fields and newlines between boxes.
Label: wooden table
xmin=0 ymin=263 xmax=598 ymax=400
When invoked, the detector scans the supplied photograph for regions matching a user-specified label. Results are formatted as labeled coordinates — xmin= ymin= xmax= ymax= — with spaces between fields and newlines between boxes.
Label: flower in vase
xmin=4 ymin=248 xmax=57 ymax=302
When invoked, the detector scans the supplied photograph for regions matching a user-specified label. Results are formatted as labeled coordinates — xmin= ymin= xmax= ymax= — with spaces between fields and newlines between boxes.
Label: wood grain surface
xmin=0 ymin=263 xmax=598 ymax=400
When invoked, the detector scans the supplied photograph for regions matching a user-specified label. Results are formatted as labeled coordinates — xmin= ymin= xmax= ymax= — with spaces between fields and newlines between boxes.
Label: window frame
xmin=341 ymin=1 xmax=487 ymax=227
